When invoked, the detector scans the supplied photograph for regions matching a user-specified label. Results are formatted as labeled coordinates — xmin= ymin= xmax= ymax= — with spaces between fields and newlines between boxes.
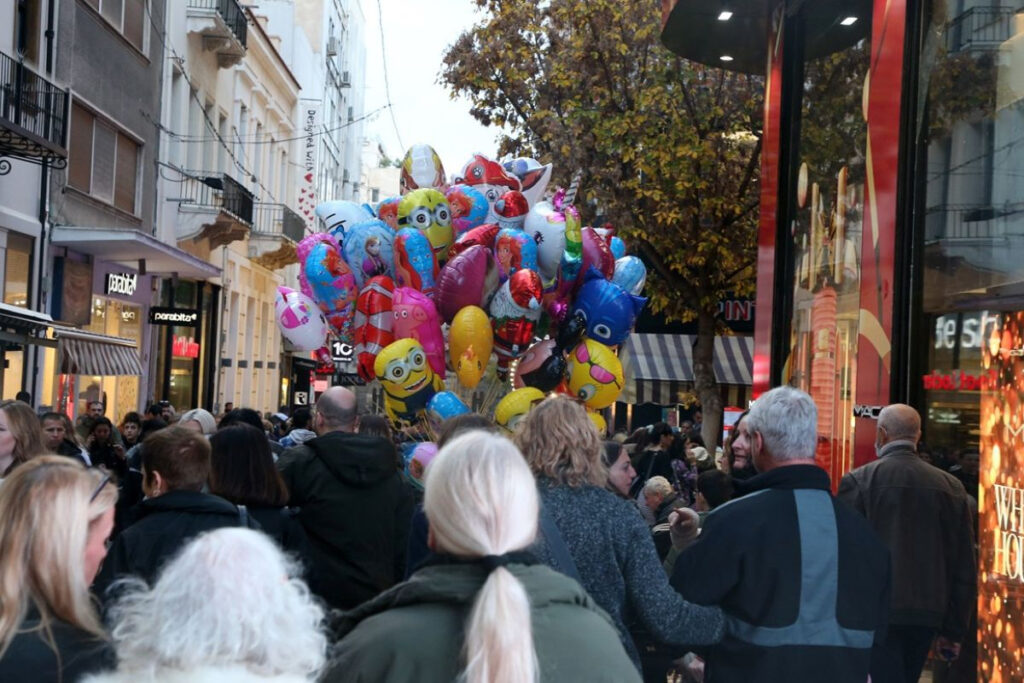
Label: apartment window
xmin=84 ymin=0 xmax=145 ymax=52
xmin=68 ymin=102 xmax=140 ymax=214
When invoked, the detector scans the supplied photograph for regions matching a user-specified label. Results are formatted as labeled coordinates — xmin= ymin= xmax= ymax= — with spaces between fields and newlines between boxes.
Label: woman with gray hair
xmin=85 ymin=527 xmax=328 ymax=683
xmin=328 ymin=430 xmax=640 ymax=683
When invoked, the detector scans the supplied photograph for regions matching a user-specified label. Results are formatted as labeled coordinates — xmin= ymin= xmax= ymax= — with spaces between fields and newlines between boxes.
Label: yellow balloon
xmin=566 ymin=338 xmax=624 ymax=410
xmin=455 ymin=345 xmax=486 ymax=389
xmin=588 ymin=410 xmax=607 ymax=436
xmin=494 ymin=387 xmax=546 ymax=434
xmin=450 ymin=305 xmax=493 ymax=371
xmin=374 ymin=338 xmax=443 ymax=424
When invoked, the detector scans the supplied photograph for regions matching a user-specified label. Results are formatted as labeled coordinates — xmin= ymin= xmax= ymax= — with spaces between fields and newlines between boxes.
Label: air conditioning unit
xmin=340 ymin=71 xmax=351 ymax=88
xmin=326 ymin=36 xmax=339 ymax=56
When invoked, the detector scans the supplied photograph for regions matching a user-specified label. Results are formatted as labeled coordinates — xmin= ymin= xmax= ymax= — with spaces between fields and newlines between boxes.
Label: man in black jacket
xmin=669 ymin=386 xmax=891 ymax=683
xmin=838 ymin=404 xmax=976 ymax=683
xmin=279 ymin=387 xmax=413 ymax=610
xmin=93 ymin=426 xmax=256 ymax=601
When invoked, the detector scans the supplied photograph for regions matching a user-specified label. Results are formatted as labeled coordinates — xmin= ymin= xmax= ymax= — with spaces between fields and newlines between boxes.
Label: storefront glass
xmin=915 ymin=2 xmax=1024 ymax=678
xmin=72 ymin=297 xmax=141 ymax=422
xmin=784 ymin=10 xmax=872 ymax=483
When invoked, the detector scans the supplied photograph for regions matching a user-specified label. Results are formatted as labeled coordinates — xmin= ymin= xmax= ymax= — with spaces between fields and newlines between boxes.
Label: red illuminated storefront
xmin=664 ymin=0 xmax=1024 ymax=678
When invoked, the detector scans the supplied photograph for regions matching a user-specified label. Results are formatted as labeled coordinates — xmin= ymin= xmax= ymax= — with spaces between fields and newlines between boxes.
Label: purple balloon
xmin=435 ymin=245 xmax=501 ymax=323
xmin=579 ymin=227 xmax=616 ymax=285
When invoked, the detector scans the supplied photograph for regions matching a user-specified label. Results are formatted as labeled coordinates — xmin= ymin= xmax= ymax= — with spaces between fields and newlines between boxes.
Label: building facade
xmin=662 ymin=0 xmax=1024 ymax=675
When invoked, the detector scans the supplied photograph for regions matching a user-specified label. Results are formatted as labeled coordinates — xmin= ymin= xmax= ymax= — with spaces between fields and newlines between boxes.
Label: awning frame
xmin=51 ymin=325 xmax=144 ymax=376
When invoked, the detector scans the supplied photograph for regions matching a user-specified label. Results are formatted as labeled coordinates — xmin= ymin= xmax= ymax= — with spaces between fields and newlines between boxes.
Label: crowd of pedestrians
xmin=0 ymin=386 xmax=977 ymax=683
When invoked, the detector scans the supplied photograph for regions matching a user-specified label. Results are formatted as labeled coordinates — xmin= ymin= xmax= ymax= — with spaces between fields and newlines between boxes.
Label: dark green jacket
xmin=325 ymin=563 xmax=642 ymax=683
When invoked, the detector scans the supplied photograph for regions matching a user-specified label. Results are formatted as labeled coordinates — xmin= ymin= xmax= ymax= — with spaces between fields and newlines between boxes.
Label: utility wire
xmin=376 ymin=0 xmax=405 ymax=152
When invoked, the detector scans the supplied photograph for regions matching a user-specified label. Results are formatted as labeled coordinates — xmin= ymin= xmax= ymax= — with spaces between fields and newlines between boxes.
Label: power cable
xmin=376 ymin=0 xmax=405 ymax=152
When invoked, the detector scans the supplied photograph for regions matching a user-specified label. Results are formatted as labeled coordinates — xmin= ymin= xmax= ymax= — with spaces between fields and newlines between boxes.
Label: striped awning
xmin=52 ymin=326 xmax=144 ymax=376
xmin=619 ymin=333 xmax=753 ymax=405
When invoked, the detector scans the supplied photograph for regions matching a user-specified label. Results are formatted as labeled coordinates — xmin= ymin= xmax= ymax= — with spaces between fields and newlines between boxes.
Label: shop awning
xmin=52 ymin=325 xmax=144 ymax=376
xmin=619 ymin=333 xmax=753 ymax=405
xmin=0 ymin=302 xmax=57 ymax=347
xmin=49 ymin=227 xmax=221 ymax=279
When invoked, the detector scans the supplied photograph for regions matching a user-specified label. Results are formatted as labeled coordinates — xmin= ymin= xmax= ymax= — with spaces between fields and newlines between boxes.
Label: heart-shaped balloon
xmin=435 ymin=245 xmax=500 ymax=323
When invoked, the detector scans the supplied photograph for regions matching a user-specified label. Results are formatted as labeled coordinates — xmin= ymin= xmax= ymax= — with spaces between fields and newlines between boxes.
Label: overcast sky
xmin=362 ymin=0 xmax=502 ymax=176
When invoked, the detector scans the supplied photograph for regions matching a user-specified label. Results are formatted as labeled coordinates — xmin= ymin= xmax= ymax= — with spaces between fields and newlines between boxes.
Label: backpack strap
xmin=538 ymin=503 xmax=581 ymax=582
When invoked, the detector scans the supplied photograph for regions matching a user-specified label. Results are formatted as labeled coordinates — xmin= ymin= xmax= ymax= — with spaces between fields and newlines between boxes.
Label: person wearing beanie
xmin=179 ymin=409 xmax=217 ymax=438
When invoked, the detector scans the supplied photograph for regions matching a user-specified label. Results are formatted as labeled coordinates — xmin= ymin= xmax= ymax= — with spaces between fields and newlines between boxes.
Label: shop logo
xmin=105 ymin=273 xmax=138 ymax=297
xmin=331 ymin=340 xmax=354 ymax=362
xmin=149 ymin=307 xmax=200 ymax=327
xmin=853 ymin=404 xmax=884 ymax=419
xmin=922 ymin=369 xmax=995 ymax=391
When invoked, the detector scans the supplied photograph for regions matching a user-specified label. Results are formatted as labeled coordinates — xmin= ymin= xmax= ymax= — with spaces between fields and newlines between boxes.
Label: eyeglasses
xmin=573 ymin=343 xmax=621 ymax=388
xmin=89 ymin=473 xmax=112 ymax=503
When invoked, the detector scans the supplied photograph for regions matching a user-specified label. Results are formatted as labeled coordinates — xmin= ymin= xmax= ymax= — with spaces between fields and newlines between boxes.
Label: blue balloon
xmin=427 ymin=391 xmax=470 ymax=423
xmin=572 ymin=267 xmax=646 ymax=346
xmin=609 ymin=236 xmax=626 ymax=260
xmin=394 ymin=228 xmax=438 ymax=296
xmin=612 ymin=256 xmax=647 ymax=296
xmin=343 ymin=219 xmax=395 ymax=289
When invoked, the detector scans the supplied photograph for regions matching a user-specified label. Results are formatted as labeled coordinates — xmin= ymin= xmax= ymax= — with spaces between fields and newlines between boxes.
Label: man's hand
xmin=668 ymin=507 xmax=700 ymax=551
xmin=936 ymin=636 xmax=961 ymax=662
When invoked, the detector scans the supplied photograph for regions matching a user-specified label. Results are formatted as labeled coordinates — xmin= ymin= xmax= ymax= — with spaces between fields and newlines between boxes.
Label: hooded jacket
xmin=325 ymin=562 xmax=641 ymax=683
xmin=93 ymin=490 xmax=256 ymax=602
xmin=279 ymin=431 xmax=413 ymax=610
xmin=278 ymin=428 xmax=317 ymax=449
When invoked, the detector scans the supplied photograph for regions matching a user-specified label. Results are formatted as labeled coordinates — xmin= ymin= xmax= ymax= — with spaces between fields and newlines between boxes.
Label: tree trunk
xmin=693 ymin=309 xmax=724 ymax=449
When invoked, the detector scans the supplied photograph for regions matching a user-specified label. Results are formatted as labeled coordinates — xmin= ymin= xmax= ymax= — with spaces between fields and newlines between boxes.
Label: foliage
xmin=442 ymin=0 xmax=763 ymax=441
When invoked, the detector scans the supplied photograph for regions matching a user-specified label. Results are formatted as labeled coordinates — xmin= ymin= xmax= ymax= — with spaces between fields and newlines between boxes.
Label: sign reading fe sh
xmin=149 ymin=307 xmax=200 ymax=327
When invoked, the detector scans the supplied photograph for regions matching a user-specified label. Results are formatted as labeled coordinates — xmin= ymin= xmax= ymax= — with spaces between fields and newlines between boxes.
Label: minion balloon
xmin=374 ymin=338 xmax=444 ymax=425
xmin=397 ymin=189 xmax=454 ymax=264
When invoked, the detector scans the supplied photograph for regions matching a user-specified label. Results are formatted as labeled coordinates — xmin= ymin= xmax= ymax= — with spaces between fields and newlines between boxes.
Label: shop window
xmin=783 ymin=9 xmax=871 ymax=483
xmin=68 ymin=102 xmax=140 ymax=215
xmin=3 ymin=233 xmax=33 ymax=309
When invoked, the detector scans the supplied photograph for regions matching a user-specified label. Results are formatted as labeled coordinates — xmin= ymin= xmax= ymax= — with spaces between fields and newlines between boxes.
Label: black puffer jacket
xmin=93 ymin=490 xmax=256 ymax=601
xmin=279 ymin=431 xmax=414 ymax=610
xmin=0 ymin=608 xmax=113 ymax=682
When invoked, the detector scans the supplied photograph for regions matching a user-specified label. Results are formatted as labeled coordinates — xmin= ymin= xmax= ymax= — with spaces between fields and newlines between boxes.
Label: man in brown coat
xmin=838 ymin=404 xmax=976 ymax=683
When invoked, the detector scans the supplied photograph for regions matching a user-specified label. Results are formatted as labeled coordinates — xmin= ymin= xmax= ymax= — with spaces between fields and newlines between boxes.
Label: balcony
xmin=249 ymin=202 xmax=307 ymax=269
xmin=187 ymin=0 xmax=247 ymax=68
xmin=176 ymin=171 xmax=254 ymax=248
xmin=0 ymin=50 xmax=69 ymax=169
xmin=947 ymin=7 xmax=1018 ymax=54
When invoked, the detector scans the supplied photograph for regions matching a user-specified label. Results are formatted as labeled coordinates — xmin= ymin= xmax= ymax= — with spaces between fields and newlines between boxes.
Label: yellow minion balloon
xmin=397 ymin=188 xmax=454 ymax=263
xmin=494 ymin=387 xmax=545 ymax=434
xmin=374 ymin=338 xmax=444 ymax=425
xmin=566 ymin=338 xmax=623 ymax=410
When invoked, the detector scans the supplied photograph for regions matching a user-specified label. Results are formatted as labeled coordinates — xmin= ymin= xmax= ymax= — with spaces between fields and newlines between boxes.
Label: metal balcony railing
xmin=180 ymin=171 xmax=255 ymax=225
xmin=187 ymin=0 xmax=247 ymax=48
xmin=0 ymin=50 xmax=69 ymax=163
xmin=253 ymin=203 xmax=307 ymax=243
xmin=947 ymin=7 xmax=1018 ymax=53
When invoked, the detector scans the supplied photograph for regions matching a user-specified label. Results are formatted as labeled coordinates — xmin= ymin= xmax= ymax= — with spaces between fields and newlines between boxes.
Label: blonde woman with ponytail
xmin=0 ymin=456 xmax=118 ymax=681
xmin=327 ymin=431 xmax=639 ymax=683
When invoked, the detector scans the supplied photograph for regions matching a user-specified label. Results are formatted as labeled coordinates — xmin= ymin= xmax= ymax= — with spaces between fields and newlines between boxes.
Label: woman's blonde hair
xmin=0 ymin=399 xmax=46 ymax=475
xmin=0 ymin=456 xmax=117 ymax=657
xmin=513 ymin=395 xmax=607 ymax=488
xmin=424 ymin=431 xmax=540 ymax=683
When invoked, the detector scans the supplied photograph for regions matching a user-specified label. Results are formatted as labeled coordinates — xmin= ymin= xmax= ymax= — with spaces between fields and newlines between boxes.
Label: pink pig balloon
xmin=392 ymin=287 xmax=446 ymax=378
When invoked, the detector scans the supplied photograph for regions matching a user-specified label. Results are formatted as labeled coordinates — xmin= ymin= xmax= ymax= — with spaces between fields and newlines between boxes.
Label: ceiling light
xmin=720 ymin=55 xmax=734 ymax=62
xmin=840 ymin=16 xmax=858 ymax=26
xmin=718 ymin=10 xmax=733 ymax=21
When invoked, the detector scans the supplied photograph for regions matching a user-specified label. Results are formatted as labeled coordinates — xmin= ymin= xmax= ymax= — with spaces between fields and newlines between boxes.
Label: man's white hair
xmin=106 ymin=528 xmax=327 ymax=680
xmin=746 ymin=386 xmax=818 ymax=462
xmin=642 ymin=476 xmax=674 ymax=499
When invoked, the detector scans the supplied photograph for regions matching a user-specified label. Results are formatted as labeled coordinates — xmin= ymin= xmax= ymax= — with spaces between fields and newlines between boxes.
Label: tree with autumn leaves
xmin=443 ymin=0 xmax=763 ymax=445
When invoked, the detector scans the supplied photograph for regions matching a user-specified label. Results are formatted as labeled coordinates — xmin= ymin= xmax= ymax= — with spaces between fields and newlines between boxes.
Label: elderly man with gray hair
xmin=667 ymin=386 xmax=891 ymax=683
xmin=278 ymin=387 xmax=413 ymax=610
xmin=839 ymin=404 xmax=976 ymax=683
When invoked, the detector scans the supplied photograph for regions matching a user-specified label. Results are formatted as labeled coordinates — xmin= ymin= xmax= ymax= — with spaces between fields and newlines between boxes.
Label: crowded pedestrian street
xmin=0 ymin=0 xmax=1015 ymax=681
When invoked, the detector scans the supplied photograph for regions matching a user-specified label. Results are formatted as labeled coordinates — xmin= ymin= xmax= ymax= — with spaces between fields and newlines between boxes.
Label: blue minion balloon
xmin=571 ymin=267 xmax=646 ymax=346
